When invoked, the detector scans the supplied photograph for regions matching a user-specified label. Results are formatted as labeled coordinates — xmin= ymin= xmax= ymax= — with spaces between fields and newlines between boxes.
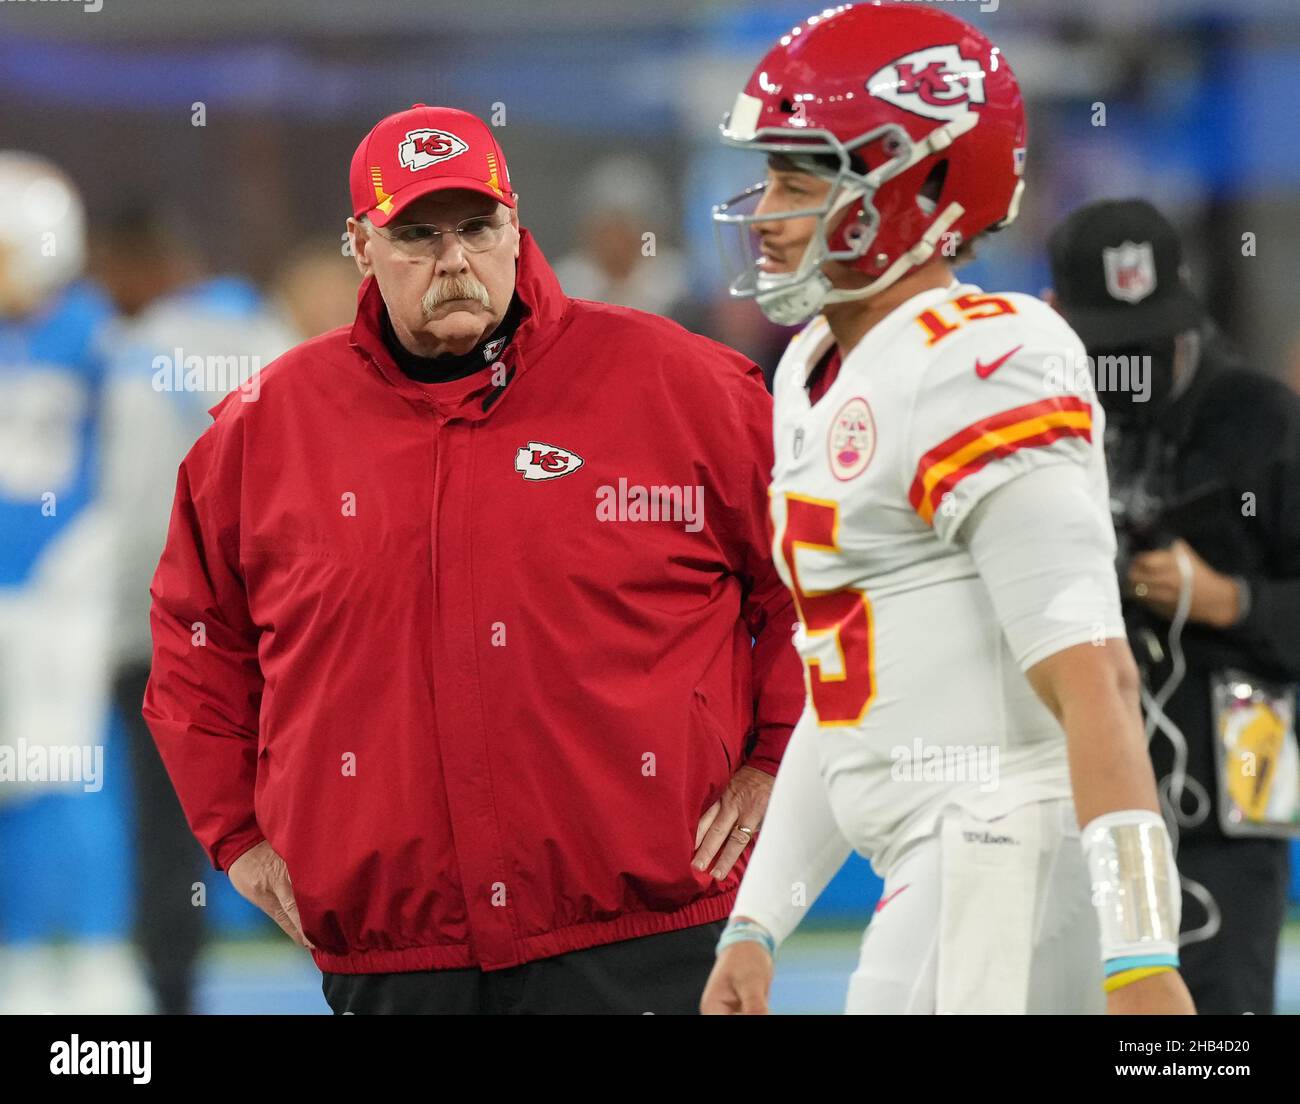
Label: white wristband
xmin=1081 ymin=809 xmax=1181 ymax=962
xmin=717 ymin=918 xmax=776 ymax=957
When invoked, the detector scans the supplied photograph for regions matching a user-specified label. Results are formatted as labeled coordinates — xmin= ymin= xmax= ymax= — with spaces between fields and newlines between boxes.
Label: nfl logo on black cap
xmin=1102 ymin=241 xmax=1157 ymax=304
xmin=1047 ymin=199 xmax=1203 ymax=348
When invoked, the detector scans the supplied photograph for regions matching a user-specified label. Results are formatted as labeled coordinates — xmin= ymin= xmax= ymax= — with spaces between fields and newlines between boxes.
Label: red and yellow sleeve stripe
xmin=908 ymin=396 xmax=1093 ymax=525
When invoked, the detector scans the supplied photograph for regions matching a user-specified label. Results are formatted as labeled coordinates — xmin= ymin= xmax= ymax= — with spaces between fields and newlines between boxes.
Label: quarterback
xmin=701 ymin=4 xmax=1195 ymax=1014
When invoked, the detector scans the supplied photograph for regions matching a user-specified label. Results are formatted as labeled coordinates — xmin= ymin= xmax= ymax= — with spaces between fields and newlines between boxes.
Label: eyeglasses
xmin=371 ymin=215 xmax=508 ymax=256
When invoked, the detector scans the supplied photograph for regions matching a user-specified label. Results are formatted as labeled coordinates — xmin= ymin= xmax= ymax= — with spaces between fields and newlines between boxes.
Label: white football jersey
xmin=769 ymin=280 xmax=1109 ymax=874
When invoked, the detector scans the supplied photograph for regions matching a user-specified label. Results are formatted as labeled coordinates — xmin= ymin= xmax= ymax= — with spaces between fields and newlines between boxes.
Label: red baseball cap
xmin=349 ymin=104 xmax=515 ymax=227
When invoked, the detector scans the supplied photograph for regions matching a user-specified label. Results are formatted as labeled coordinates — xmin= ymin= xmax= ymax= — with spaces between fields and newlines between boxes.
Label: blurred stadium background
xmin=1 ymin=0 xmax=1299 ymax=1013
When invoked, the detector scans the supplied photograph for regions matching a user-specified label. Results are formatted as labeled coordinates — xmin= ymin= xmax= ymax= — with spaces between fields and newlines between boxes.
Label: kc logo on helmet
xmin=398 ymin=129 xmax=469 ymax=172
xmin=867 ymin=45 xmax=987 ymax=122
xmin=515 ymin=442 xmax=585 ymax=481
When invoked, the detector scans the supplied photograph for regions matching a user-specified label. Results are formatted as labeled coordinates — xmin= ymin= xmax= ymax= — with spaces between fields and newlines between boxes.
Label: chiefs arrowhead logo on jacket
xmin=515 ymin=442 xmax=584 ymax=481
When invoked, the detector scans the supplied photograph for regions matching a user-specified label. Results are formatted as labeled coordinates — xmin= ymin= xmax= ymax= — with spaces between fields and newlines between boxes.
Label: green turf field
xmin=184 ymin=916 xmax=1300 ymax=1014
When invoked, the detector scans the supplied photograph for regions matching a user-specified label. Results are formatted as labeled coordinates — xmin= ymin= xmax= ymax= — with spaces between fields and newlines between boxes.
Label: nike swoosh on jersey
xmin=974 ymin=344 xmax=1023 ymax=379
xmin=874 ymin=884 xmax=910 ymax=913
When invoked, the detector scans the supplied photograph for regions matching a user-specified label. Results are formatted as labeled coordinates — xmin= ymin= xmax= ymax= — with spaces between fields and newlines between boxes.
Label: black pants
xmin=1177 ymin=834 xmax=1289 ymax=1014
xmin=115 ymin=661 xmax=209 ymax=1015
xmin=322 ymin=919 xmax=726 ymax=1014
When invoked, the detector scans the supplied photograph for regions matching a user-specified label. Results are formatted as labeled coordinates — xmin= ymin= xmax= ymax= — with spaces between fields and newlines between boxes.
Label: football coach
xmin=142 ymin=105 xmax=803 ymax=1014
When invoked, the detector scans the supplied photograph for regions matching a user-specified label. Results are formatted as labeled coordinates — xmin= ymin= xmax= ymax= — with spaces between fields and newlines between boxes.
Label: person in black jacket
xmin=1048 ymin=199 xmax=1300 ymax=1014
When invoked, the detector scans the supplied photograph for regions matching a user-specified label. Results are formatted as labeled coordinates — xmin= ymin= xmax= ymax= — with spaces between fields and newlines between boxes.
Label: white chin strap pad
xmin=756 ymin=269 xmax=833 ymax=326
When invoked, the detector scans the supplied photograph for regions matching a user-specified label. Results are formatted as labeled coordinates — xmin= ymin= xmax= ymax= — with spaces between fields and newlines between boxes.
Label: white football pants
xmin=846 ymin=797 xmax=1105 ymax=1014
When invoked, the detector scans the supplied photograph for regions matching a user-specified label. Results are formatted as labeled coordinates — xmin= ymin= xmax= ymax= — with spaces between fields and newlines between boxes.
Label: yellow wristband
xmin=1104 ymin=965 xmax=1173 ymax=993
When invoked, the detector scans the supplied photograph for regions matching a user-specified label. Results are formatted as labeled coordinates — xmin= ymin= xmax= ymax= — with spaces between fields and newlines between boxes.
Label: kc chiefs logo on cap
xmin=515 ymin=442 xmax=585 ymax=481
xmin=398 ymin=128 xmax=469 ymax=172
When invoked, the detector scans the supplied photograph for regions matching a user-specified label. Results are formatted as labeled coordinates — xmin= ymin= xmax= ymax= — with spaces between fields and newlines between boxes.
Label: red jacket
xmin=144 ymin=230 xmax=802 ymax=974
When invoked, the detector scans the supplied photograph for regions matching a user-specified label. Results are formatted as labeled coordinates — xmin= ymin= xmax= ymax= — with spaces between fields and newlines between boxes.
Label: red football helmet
xmin=712 ymin=2 xmax=1027 ymax=325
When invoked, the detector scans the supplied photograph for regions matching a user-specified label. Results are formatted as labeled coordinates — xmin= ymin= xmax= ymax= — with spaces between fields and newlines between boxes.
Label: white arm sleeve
xmin=731 ymin=704 xmax=853 ymax=948
xmin=958 ymin=462 xmax=1127 ymax=671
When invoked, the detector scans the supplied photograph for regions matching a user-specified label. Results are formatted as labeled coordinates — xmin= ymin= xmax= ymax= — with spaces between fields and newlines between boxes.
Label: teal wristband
xmin=1104 ymin=953 xmax=1179 ymax=976
xmin=717 ymin=919 xmax=775 ymax=957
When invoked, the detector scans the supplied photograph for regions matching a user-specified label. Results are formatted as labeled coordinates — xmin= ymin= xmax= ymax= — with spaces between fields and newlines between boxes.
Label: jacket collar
xmin=349 ymin=227 xmax=571 ymax=420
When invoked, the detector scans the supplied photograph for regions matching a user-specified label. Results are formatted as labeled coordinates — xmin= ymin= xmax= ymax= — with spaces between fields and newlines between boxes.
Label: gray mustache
xmin=422 ymin=276 xmax=491 ymax=315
